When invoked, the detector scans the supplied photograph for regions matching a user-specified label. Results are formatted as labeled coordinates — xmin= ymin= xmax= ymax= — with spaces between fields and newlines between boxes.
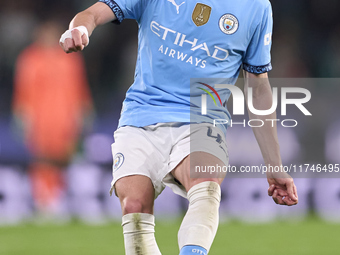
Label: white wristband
xmin=59 ymin=26 xmax=89 ymax=46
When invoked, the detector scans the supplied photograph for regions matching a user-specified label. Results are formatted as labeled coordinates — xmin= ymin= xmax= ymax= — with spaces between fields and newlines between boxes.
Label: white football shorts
xmin=110 ymin=122 xmax=228 ymax=198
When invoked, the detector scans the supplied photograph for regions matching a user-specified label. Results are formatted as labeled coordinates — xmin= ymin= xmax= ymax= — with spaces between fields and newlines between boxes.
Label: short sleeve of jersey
xmin=99 ymin=0 xmax=147 ymax=23
xmin=243 ymin=3 xmax=273 ymax=74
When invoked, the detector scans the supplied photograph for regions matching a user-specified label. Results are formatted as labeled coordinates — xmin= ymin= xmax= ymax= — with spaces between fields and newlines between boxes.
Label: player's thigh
xmin=115 ymin=175 xmax=155 ymax=215
xmin=172 ymin=151 xmax=225 ymax=192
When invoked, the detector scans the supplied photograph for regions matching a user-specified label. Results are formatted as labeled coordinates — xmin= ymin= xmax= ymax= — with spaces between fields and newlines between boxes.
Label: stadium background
xmin=0 ymin=0 xmax=340 ymax=254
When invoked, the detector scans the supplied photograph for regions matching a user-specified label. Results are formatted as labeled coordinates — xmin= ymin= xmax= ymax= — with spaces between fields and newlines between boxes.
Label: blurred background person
xmin=12 ymin=20 xmax=93 ymax=219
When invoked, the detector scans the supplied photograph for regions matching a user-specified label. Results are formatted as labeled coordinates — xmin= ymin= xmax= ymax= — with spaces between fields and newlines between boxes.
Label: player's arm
xmin=60 ymin=2 xmax=116 ymax=53
xmin=244 ymin=71 xmax=298 ymax=206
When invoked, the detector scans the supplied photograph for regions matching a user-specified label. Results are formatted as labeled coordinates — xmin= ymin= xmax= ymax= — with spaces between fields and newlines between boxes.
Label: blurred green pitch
xmin=0 ymin=217 xmax=339 ymax=255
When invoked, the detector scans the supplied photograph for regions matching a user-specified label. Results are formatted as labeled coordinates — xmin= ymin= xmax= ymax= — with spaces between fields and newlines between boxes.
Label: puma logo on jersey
xmin=167 ymin=0 xmax=185 ymax=14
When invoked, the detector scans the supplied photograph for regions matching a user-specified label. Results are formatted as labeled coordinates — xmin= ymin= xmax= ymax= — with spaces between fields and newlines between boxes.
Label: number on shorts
xmin=207 ymin=127 xmax=222 ymax=144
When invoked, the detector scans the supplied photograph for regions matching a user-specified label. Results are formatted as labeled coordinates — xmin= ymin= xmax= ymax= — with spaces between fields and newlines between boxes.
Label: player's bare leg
xmin=172 ymin=152 xmax=225 ymax=255
xmin=115 ymin=175 xmax=161 ymax=255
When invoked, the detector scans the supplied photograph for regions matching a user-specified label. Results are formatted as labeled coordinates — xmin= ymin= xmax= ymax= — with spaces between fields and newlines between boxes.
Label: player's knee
xmin=122 ymin=197 xmax=152 ymax=215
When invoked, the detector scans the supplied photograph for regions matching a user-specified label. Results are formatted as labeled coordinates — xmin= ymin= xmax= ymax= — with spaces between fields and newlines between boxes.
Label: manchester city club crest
xmin=219 ymin=14 xmax=239 ymax=35
xmin=113 ymin=153 xmax=124 ymax=172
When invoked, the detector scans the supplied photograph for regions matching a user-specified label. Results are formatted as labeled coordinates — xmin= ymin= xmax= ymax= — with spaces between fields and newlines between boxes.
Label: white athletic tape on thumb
xmin=59 ymin=26 xmax=89 ymax=46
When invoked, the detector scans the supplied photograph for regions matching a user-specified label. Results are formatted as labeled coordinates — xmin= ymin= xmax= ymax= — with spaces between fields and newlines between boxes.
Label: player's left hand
xmin=267 ymin=171 xmax=298 ymax=206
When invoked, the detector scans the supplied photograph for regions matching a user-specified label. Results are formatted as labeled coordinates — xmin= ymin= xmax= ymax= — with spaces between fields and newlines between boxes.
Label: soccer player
xmin=60 ymin=0 xmax=298 ymax=254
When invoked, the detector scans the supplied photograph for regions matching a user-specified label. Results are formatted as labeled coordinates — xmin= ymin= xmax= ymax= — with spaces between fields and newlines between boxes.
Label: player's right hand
xmin=59 ymin=26 xmax=89 ymax=53
xmin=267 ymin=171 xmax=298 ymax=206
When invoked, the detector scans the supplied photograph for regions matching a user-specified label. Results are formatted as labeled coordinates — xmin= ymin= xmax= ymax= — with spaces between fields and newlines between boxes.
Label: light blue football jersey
xmin=99 ymin=0 xmax=273 ymax=131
